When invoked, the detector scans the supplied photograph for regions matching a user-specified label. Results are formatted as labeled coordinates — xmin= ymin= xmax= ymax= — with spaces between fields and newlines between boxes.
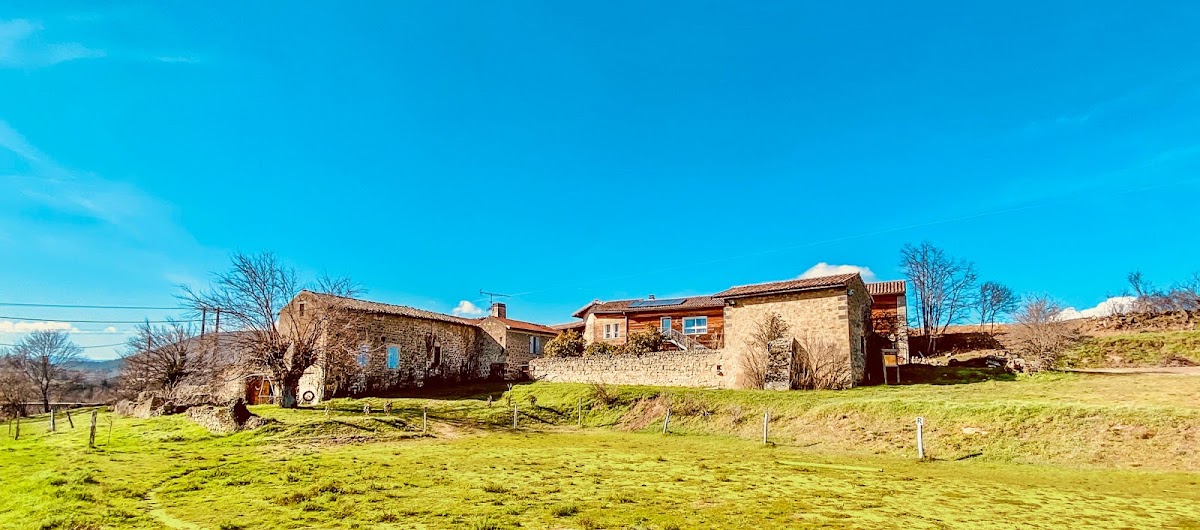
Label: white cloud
xmin=0 ymin=19 xmax=105 ymax=68
xmin=103 ymin=326 xmax=118 ymax=334
xmin=451 ymin=300 xmax=485 ymax=317
xmin=0 ymin=320 xmax=79 ymax=333
xmin=799 ymin=262 xmax=877 ymax=282
xmin=1056 ymin=296 xmax=1136 ymax=321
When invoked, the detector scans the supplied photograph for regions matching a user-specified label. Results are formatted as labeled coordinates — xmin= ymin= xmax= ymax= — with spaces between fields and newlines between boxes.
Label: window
xmin=660 ymin=317 xmax=672 ymax=333
xmin=356 ymin=344 xmax=369 ymax=367
xmin=386 ymin=346 xmax=400 ymax=369
xmin=529 ymin=335 xmax=543 ymax=355
xmin=604 ymin=323 xmax=620 ymax=339
xmin=298 ymin=302 xmax=305 ymax=316
xmin=683 ymin=317 xmax=708 ymax=335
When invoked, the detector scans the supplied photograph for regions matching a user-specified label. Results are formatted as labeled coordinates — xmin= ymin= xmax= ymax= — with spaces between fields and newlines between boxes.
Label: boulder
xmin=185 ymin=398 xmax=271 ymax=434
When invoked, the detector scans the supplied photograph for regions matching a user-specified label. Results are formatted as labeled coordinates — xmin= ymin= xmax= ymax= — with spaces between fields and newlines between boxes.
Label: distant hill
xmin=66 ymin=358 xmax=124 ymax=380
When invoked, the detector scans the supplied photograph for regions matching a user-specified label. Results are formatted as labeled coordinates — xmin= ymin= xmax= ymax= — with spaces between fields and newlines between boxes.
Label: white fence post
xmin=915 ymin=416 xmax=926 ymax=459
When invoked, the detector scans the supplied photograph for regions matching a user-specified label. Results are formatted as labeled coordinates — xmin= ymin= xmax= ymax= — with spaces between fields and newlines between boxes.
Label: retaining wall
xmin=529 ymin=350 xmax=738 ymax=389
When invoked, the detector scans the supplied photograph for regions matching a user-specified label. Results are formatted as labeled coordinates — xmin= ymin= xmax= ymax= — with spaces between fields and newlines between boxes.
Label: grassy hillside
xmin=1063 ymin=330 xmax=1200 ymax=368
xmin=2 ymin=373 xmax=1198 ymax=529
xmin=494 ymin=374 xmax=1200 ymax=471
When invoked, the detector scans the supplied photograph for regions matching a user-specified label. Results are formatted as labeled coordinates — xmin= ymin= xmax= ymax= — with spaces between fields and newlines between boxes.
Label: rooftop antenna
xmin=479 ymin=289 xmax=510 ymax=305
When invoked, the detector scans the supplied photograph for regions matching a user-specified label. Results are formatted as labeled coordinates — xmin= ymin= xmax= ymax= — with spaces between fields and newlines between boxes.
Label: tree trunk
xmin=276 ymin=376 xmax=301 ymax=408
xmin=42 ymin=394 xmax=51 ymax=414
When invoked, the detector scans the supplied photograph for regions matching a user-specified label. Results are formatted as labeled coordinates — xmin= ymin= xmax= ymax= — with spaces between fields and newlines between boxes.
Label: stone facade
xmin=723 ymin=276 xmax=872 ymax=388
xmin=530 ymin=350 xmax=737 ymax=389
xmin=351 ymin=312 xmax=481 ymax=393
xmin=279 ymin=293 xmax=556 ymax=400
xmin=764 ymin=338 xmax=798 ymax=391
xmin=478 ymin=315 xmax=557 ymax=379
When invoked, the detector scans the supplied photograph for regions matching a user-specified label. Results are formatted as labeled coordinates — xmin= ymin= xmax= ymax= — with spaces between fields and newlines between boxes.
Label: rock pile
xmin=185 ymin=399 xmax=271 ymax=434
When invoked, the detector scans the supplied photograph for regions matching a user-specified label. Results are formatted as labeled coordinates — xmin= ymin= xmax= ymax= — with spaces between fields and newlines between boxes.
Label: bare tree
xmin=1170 ymin=273 xmax=1200 ymax=312
xmin=119 ymin=319 xmax=213 ymax=399
xmin=181 ymin=252 xmax=363 ymax=408
xmin=8 ymin=330 xmax=82 ymax=413
xmin=794 ymin=334 xmax=851 ymax=390
xmin=1008 ymin=294 xmax=1081 ymax=371
xmin=900 ymin=241 xmax=978 ymax=354
xmin=1126 ymin=270 xmax=1200 ymax=314
xmin=738 ymin=312 xmax=789 ymax=389
xmin=0 ymin=354 xmax=34 ymax=418
xmin=977 ymin=281 xmax=1018 ymax=333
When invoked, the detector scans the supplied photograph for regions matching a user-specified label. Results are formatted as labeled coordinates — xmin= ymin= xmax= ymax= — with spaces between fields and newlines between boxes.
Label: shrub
xmin=544 ymin=330 xmax=586 ymax=357
xmin=624 ymin=328 xmax=664 ymax=354
xmin=551 ymin=504 xmax=579 ymax=517
xmin=590 ymin=382 xmax=619 ymax=407
xmin=739 ymin=312 xmax=789 ymax=389
xmin=481 ymin=482 xmax=510 ymax=494
xmin=1009 ymin=294 xmax=1082 ymax=371
xmin=584 ymin=341 xmax=618 ymax=356
xmin=795 ymin=334 xmax=852 ymax=390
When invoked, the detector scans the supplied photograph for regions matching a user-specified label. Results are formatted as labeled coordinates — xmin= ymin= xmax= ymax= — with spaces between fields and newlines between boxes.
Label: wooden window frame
xmin=683 ymin=316 xmax=708 ymax=336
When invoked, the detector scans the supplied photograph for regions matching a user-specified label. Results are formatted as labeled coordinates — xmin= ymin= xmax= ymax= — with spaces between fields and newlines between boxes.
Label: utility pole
xmin=200 ymin=307 xmax=207 ymax=337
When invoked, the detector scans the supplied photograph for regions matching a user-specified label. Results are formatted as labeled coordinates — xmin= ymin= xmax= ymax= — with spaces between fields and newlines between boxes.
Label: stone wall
xmin=530 ymin=350 xmax=737 ymax=389
xmin=724 ymin=285 xmax=866 ymax=388
xmin=504 ymin=330 xmax=547 ymax=374
xmin=355 ymin=313 xmax=481 ymax=391
xmin=477 ymin=318 xmax=509 ymax=378
xmin=844 ymin=277 xmax=873 ymax=383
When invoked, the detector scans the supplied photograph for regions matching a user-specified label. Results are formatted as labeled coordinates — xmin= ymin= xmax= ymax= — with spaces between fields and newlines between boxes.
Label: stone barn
xmin=280 ymin=291 xmax=557 ymax=402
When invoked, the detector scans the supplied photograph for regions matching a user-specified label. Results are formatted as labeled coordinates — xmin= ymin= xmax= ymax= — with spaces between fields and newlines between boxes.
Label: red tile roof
xmin=488 ymin=316 xmax=559 ymax=335
xmin=866 ymin=280 xmax=906 ymax=296
xmin=712 ymin=273 xmax=859 ymax=299
xmin=301 ymin=291 xmax=557 ymax=333
xmin=572 ymin=296 xmax=725 ymax=318
xmin=301 ymin=291 xmax=477 ymax=325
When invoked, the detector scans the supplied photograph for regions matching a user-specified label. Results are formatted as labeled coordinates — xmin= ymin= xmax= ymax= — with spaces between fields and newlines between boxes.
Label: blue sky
xmin=2 ymin=2 xmax=1198 ymax=359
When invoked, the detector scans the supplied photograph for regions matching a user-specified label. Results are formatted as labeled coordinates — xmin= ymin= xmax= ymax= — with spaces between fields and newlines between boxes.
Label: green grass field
xmin=2 ymin=372 xmax=1199 ymax=529
xmin=1064 ymin=330 xmax=1200 ymax=367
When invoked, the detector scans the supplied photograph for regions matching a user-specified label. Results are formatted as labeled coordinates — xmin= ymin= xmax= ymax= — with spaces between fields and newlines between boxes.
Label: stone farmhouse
xmin=281 ymin=291 xmax=557 ymax=403
xmin=536 ymin=273 xmax=908 ymax=390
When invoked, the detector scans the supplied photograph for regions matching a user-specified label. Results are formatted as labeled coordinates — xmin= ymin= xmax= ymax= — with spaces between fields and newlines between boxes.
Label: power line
xmin=0 ymin=341 xmax=127 ymax=349
xmin=0 ymin=302 xmax=180 ymax=310
xmin=0 ymin=315 xmax=200 ymax=324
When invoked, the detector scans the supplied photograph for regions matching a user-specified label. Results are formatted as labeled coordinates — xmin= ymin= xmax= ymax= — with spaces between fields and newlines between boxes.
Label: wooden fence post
xmin=577 ymin=397 xmax=583 ymax=428
xmin=763 ymin=411 xmax=770 ymax=444
xmin=49 ymin=409 xmax=56 ymax=433
xmin=88 ymin=409 xmax=98 ymax=448
xmin=422 ymin=406 xmax=428 ymax=434
xmin=66 ymin=409 xmax=74 ymax=429
xmin=512 ymin=404 xmax=518 ymax=430
xmin=662 ymin=409 xmax=671 ymax=435
xmin=13 ymin=417 xmax=18 ymax=440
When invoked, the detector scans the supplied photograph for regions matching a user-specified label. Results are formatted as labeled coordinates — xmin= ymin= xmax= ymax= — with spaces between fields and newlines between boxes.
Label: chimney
xmin=491 ymin=302 xmax=507 ymax=318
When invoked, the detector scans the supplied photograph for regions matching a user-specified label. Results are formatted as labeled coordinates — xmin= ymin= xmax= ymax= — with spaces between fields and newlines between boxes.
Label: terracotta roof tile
xmin=489 ymin=316 xmax=559 ymax=335
xmin=712 ymin=273 xmax=859 ymax=299
xmin=867 ymin=280 xmax=906 ymax=296
xmin=302 ymin=291 xmax=480 ymax=326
